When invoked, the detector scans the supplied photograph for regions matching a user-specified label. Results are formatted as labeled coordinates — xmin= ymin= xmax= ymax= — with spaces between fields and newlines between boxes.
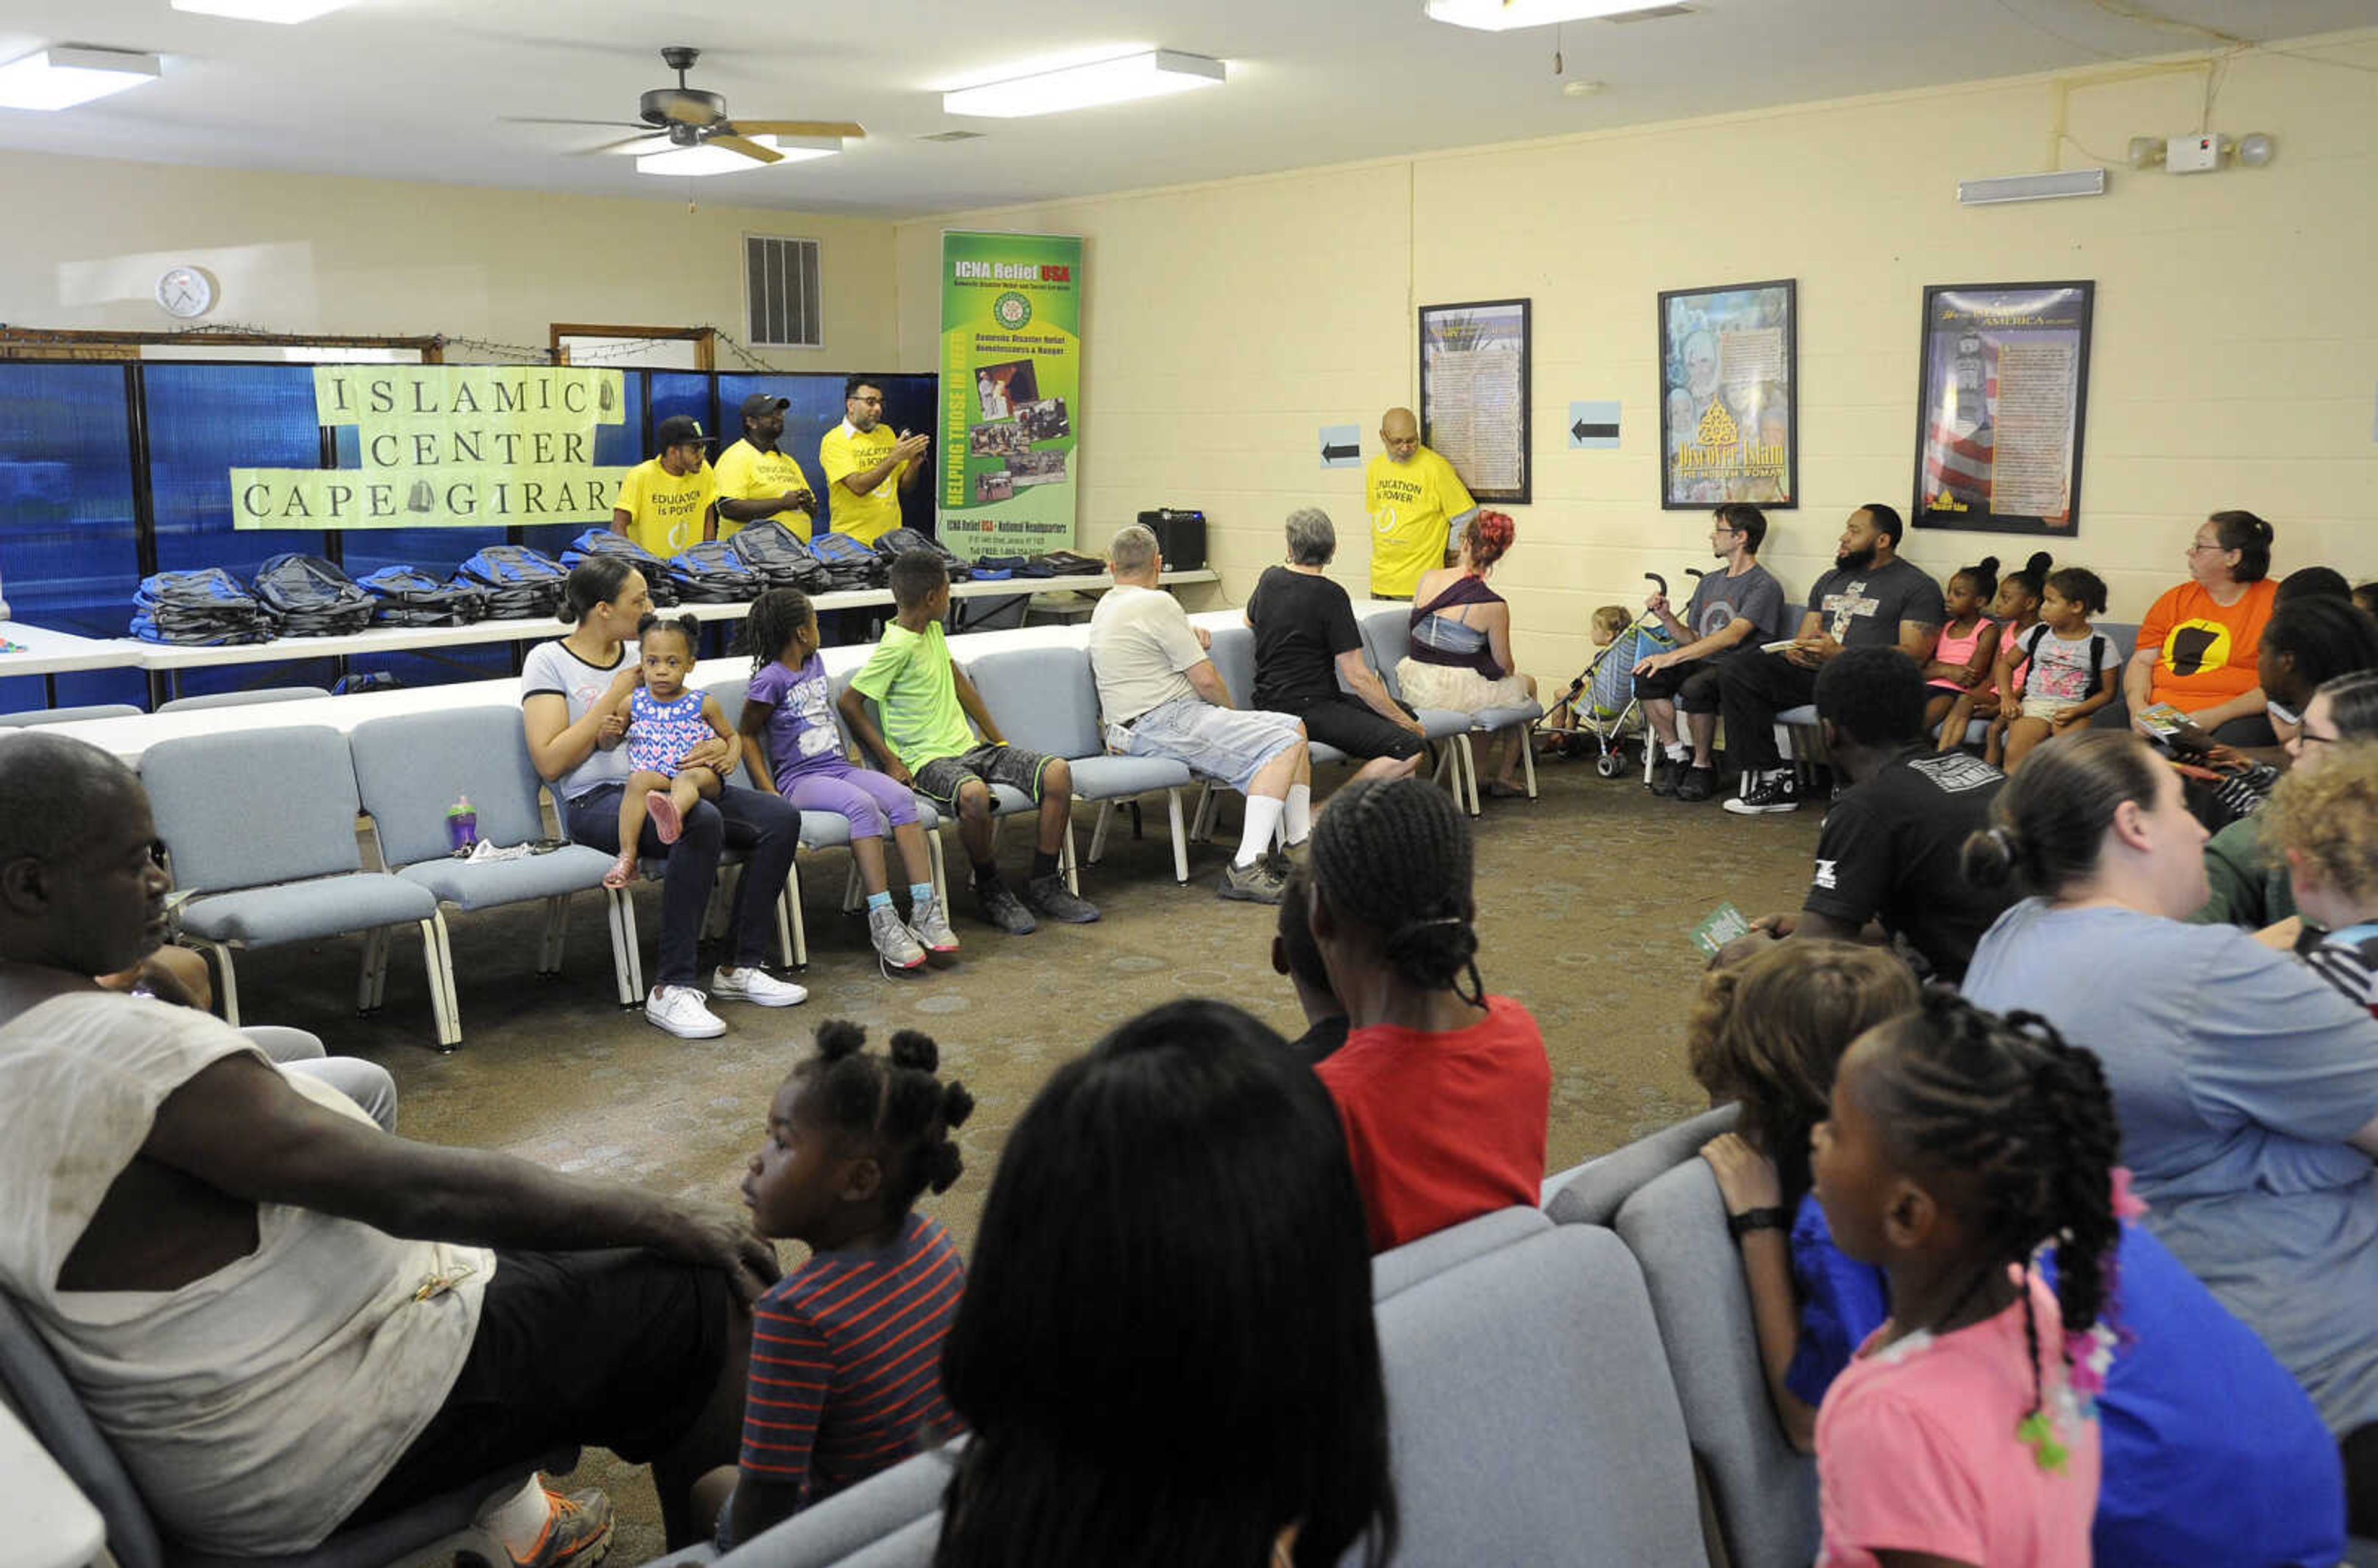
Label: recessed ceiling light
xmin=943 ymin=50 xmax=1225 ymax=118
xmin=170 ymin=0 xmax=352 ymax=22
xmin=1426 ymin=0 xmax=1684 ymax=28
xmin=635 ymin=136 xmax=840 ymax=178
xmin=0 ymin=46 xmax=161 ymax=111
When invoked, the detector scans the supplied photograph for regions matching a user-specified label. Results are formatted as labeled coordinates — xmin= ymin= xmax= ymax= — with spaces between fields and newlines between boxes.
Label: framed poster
xmin=1658 ymin=279 xmax=1797 ymax=510
xmin=1419 ymin=298 xmax=1531 ymax=505
xmin=1911 ymin=282 xmax=2094 ymax=537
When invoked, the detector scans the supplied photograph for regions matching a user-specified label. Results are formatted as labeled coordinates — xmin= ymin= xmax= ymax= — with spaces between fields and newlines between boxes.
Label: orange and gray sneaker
xmin=510 ymin=1486 xmax=614 ymax=1567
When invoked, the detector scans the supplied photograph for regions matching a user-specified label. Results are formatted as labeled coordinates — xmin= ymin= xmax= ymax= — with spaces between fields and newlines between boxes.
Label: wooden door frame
xmin=547 ymin=324 xmax=716 ymax=370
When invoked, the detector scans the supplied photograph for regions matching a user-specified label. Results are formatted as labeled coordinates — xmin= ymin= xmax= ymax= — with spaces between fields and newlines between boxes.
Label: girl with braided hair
xmin=1307 ymin=775 xmax=1549 ymax=1252
xmin=1809 ymin=992 xmax=2119 ymax=1567
xmin=737 ymin=588 xmax=957 ymax=973
xmin=1965 ymin=731 xmax=2378 ymax=1533
xmin=708 ymin=1019 xmax=973 ymax=1551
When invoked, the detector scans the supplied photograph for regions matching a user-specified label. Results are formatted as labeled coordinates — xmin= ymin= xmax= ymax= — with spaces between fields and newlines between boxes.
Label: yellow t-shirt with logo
xmin=1365 ymin=447 xmax=1476 ymax=598
xmin=614 ymin=458 xmax=716 ymax=558
xmin=819 ymin=422 xmax=908 ymax=546
xmin=710 ymin=438 xmax=813 ymax=543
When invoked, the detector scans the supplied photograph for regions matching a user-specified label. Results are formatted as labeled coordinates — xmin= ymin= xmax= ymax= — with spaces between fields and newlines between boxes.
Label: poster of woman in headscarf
xmin=1658 ymin=279 xmax=1797 ymax=510
xmin=1910 ymin=282 xmax=2094 ymax=537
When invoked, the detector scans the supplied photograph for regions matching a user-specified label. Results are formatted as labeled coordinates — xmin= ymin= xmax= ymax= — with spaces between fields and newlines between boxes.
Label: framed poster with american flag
xmin=1912 ymin=282 xmax=2095 ymax=538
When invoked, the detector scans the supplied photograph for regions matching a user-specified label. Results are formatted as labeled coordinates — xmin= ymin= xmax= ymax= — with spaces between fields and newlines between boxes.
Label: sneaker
xmin=1217 ymin=856 xmax=1287 ymax=904
xmin=1722 ymin=769 xmax=1801 ymax=815
xmin=1676 ymin=764 xmax=1717 ymax=803
xmin=1647 ymin=752 xmax=1686 ymax=796
xmin=868 ymin=902 xmax=928 ymax=972
xmin=1022 ymin=871 xmax=1101 ymax=924
xmin=710 ymin=965 xmax=809 ymax=1006
xmin=907 ymin=893 xmax=960 ymax=957
xmin=509 ymin=1486 xmax=614 ymax=1568
xmin=644 ymin=985 xmax=725 ymax=1039
xmin=974 ymin=877 xmax=1039 ymax=936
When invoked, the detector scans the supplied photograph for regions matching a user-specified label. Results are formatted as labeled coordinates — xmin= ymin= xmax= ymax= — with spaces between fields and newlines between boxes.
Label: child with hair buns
xmin=706 ymin=1019 xmax=975 ymax=1551
xmin=601 ymin=612 xmax=738 ymax=890
xmin=1922 ymin=555 xmax=2005 ymax=750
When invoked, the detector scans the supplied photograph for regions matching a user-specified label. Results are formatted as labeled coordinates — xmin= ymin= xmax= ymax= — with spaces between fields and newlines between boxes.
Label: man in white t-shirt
xmin=0 ymin=735 xmax=774 ymax=1561
xmin=1088 ymin=524 xmax=1310 ymax=904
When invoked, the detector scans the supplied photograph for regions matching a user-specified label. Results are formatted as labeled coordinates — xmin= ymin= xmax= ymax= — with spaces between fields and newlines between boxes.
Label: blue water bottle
xmin=445 ymin=794 xmax=478 ymax=852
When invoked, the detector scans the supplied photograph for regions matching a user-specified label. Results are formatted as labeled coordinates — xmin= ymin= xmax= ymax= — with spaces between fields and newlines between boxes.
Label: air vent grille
xmin=745 ymin=235 xmax=821 ymax=350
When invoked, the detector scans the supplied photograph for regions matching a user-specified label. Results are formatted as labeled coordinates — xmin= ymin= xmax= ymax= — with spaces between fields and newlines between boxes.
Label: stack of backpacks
xmin=251 ymin=554 xmax=376 ymax=637
xmin=560 ymin=529 xmax=679 ymax=606
xmin=806 ymin=531 xmax=880 ymax=591
xmin=729 ymin=523 xmax=830 ymax=593
xmin=665 ymin=541 xmax=759 ymax=604
xmin=130 ymin=568 xmax=272 ymax=645
xmin=356 ymin=565 xmax=489 ymax=627
xmin=453 ymin=546 xmax=569 ymax=619
xmin=873 ymin=527 xmax=974 ymax=584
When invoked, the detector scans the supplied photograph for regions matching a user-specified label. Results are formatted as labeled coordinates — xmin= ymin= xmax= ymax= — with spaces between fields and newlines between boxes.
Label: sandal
xmin=1482 ymin=780 xmax=1530 ymax=800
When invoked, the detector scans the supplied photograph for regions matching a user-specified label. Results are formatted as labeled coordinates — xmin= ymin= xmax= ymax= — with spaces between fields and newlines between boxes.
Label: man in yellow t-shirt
xmin=1364 ymin=406 xmax=1478 ymax=599
xmin=711 ymin=393 xmax=817 ymax=544
xmin=819 ymin=376 xmax=929 ymax=547
xmin=611 ymin=414 xmax=718 ymax=558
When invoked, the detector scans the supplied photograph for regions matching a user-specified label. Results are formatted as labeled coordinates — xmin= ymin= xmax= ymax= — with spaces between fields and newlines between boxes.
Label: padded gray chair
xmin=1544 ymin=1104 xmax=1740 ymax=1226
xmin=1372 ymin=1203 xmax=1551 ymax=1300
xmin=1201 ymin=620 xmax=1349 ymax=768
xmin=1369 ymin=1223 xmax=1705 ymax=1567
xmin=0 ymin=702 xmax=142 ymax=726
xmin=140 ymin=726 xmax=456 ymax=1047
xmin=1356 ymin=608 xmax=1488 ymax=814
xmin=349 ymin=707 xmax=639 ymax=1015
xmin=967 ymin=645 xmax=1195 ymax=887
xmin=834 ymin=670 xmax=1043 ymax=901
xmin=661 ymin=1444 xmax=958 ymax=1567
xmin=156 ymin=686 xmax=334 ymax=713
xmin=0 ymin=1289 xmax=570 ymax=1568
xmin=1606 ymin=1158 xmax=1820 ymax=1568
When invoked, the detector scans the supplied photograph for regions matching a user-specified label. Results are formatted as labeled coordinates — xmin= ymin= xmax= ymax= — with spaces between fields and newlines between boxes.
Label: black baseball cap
xmin=739 ymin=393 xmax=791 ymax=420
xmin=655 ymin=414 xmax=714 ymax=450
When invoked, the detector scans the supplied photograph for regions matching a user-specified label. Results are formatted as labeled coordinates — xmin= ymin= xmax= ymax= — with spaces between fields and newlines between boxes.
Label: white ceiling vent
xmin=746 ymin=235 xmax=821 ymax=350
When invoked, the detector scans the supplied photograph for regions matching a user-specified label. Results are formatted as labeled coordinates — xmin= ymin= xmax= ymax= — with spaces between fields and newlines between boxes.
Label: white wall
xmin=896 ymin=30 xmax=2378 ymax=680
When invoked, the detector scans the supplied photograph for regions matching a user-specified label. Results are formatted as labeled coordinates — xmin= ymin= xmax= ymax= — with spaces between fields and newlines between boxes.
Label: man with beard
xmin=712 ymin=393 xmax=817 ymax=544
xmin=819 ymin=377 xmax=928 ymax=547
xmin=1717 ymin=503 xmax=1944 ymax=814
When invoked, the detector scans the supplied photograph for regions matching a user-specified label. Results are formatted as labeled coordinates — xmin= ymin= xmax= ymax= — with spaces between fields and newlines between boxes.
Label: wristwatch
xmin=1727 ymin=1206 xmax=1788 ymax=1238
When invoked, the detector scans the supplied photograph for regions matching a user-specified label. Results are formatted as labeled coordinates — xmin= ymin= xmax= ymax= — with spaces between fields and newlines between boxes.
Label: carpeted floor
xmin=232 ymin=756 xmax=1821 ymax=1562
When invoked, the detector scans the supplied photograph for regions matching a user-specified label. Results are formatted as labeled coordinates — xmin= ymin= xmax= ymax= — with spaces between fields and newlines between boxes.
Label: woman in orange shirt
xmin=2122 ymin=510 xmax=2280 ymax=746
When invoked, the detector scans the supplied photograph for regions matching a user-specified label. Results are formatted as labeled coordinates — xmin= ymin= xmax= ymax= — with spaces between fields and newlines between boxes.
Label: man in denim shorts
xmin=840 ymin=551 xmax=1099 ymax=935
xmin=1088 ymin=524 xmax=1312 ymax=904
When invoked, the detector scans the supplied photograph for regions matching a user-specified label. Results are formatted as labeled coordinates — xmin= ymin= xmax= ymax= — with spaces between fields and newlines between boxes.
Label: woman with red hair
xmin=1399 ymin=511 xmax=1538 ymax=798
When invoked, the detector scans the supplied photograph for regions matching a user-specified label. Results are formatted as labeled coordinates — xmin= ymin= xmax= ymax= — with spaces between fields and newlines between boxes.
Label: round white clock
xmin=155 ymin=266 xmax=216 ymax=320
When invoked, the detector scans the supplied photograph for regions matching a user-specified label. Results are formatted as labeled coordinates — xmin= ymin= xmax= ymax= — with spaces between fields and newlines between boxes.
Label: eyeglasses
xmin=2185 ymin=542 xmax=2228 ymax=555
xmin=2295 ymin=730 xmax=2339 ymax=747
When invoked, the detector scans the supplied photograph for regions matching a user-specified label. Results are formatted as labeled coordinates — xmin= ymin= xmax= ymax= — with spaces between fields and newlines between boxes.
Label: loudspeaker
xmin=1136 ymin=507 xmax=1207 ymax=570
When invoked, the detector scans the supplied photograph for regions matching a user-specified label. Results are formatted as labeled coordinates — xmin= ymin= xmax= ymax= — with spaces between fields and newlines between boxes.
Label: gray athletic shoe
xmin=1023 ymin=872 xmax=1101 ymax=924
xmin=1217 ymin=856 xmax=1287 ymax=904
xmin=868 ymin=902 xmax=928 ymax=972
xmin=907 ymin=893 xmax=960 ymax=958
xmin=974 ymin=877 xmax=1039 ymax=936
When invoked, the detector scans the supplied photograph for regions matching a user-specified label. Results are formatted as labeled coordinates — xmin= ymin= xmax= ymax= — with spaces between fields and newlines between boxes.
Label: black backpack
xmin=871 ymin=527 xmax=974 ymax=582
xmin=2018 ymin=624 xmax=2110 ymax=699
xmin=730 ymin=522 xmax=832 ymax=593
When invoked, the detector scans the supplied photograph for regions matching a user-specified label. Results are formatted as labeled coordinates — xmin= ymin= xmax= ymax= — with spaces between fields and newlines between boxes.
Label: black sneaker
xmin=1722 ymin=769 xmax=1800 ymax=815
xmin=1676 ymin=764 xmax=1717 ymax=803
xmin=973 ymin=877 xmax=1039 ymax=935
xmin=1022 ymin=872 xmax=1101 ymax=924
xmin=1647 ymin=752 xmax=1686 ymax=796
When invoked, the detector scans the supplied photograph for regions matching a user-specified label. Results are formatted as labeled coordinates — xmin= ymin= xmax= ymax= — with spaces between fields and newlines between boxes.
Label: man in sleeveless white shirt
xmin=0 ymin=735 xmax=775 ymax=1558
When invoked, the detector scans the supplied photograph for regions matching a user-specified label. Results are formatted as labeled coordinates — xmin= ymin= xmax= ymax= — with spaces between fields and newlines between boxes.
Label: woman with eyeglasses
xmin=2121 ymin=511 xmax=2281 ymax=747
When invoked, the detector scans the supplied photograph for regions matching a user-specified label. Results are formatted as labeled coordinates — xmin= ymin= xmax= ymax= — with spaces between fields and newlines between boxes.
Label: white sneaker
xmin=711 ymin=965 xmax=808 ymax=1007
xmin=645 ymin=985 xmax=725 ymax=1039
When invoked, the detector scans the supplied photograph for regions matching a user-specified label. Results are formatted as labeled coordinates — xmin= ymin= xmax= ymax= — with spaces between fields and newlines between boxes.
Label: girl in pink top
xmin=1922 ymin=557 xmax=2005 ymax=752
xmin=1977 ymin=554 xmax=2051 ymax=767
xmin=1811 ymin=991 xmax=2119 ymax=1568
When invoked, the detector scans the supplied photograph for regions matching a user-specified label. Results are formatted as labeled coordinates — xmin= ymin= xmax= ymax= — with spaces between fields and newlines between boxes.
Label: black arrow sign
xmin=1321 ymin=442 xmax=1361 ymax=462
xmin=1570 ymin=419 xmax=1619 ymax=442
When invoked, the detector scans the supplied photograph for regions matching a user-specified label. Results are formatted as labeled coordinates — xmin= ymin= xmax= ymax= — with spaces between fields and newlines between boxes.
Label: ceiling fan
xmin=507 ymin=45 xmax=865 ymax=165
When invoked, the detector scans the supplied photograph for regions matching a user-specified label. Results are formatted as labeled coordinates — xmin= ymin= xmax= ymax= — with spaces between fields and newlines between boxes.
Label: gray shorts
xmin=1112 ymin=697 xmax=1304 ymax=792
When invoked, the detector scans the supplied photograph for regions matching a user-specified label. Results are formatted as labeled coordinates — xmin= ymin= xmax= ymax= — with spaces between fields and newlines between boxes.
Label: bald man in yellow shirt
xmin=1364 ymin=406 xmax=1477 ymax=599
xmin=819 ymin=375 xmax=929 ymax=546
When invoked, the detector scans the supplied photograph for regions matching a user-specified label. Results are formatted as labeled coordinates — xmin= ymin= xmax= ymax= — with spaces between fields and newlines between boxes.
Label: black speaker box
xmin=1136 ymin=507 xmax=1207 ymax=570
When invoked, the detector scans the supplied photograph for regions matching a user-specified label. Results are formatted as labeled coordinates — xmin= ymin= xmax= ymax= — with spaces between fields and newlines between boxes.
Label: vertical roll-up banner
xmin=938 ymin=231 xmax=1082 ymax=562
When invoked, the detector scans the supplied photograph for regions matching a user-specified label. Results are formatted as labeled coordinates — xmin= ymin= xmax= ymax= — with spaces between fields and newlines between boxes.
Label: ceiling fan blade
xmin=500 ymin=116 xmax=651 ymax=129
xmin=708 ymin=133 xmax=784 ymax=165
xmin=578 ymin=134 xmax=670 ymax=156
xmin=733 ymin=119 xmax=866 ymax=139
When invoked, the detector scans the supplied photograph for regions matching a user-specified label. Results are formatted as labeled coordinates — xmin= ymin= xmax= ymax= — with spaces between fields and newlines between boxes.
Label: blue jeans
xmin=564 ymin=782 xmax=798 ymax=988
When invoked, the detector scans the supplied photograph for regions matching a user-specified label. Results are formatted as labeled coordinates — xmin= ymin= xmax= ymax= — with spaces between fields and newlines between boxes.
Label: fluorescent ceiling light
xmin=0 ymin=46 xmax=161 ymax=111
xmin=170 ymin=0 xmax=352 ymax=22
xmin=635 ymin=136 xmax=840 ymax=178
xmin=943 ymin=50 xmax=1225 ymax=118
xmin=1425 ymin=0 xmax=1678 ymax=28
xmin=1956 ymin=168 xmax=2107 ymax=205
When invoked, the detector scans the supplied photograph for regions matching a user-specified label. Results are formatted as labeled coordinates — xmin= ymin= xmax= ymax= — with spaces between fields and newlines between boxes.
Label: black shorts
xmin=912 ymin=741 xmax=1056 ymax=811
xmin=1631 ymin=656 xmax=1727 ymax=713
xmin=343 ymin=1248 xmax=731 ymax=1529
xmin=1284 ymin=694 xmax=1426 ymax=761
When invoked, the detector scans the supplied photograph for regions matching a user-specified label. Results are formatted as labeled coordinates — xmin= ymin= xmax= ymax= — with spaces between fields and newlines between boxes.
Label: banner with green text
xmin=938 ymin=231 xmax=1081 ymax=561
xmin=231 ymin=365 xmax=632 ymax=529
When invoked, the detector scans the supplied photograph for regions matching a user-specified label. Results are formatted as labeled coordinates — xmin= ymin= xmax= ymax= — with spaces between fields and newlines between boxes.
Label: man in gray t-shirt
xmin=1717 ymin=503 xmax=1946 ymax=816
xmin=1632 ymin=504 xmax=1788 ymax=801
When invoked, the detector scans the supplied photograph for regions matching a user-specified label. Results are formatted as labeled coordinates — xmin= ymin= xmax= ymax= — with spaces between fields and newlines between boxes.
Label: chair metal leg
xmin=842 ymin=858 xmax=865 ymax=913
xmin=606 ymin=888 xmax=643 ymax=1004
xmin=355 ymin=929 xmax=381 ymax=1014
xmin=926 ymin=831 xmax=949 ymax=908
xmin=1519 ymin=726 xmax=1539 ymax=799
xmin=1088 ymin=801 xmax=1117 ymax=865
xmin=422 ymin=915 xmax=461 ymax=1051
xmin=539 ymin=895 xmax=568 ymax=974
xmin=1191 ymin=783 xmax=1219 ymax=842
xmin=1166 ymin=789 xmax=1189 ymax=884
xmin=784 ymin=858 xmax=809 ymax=969
xmin=1061 ymin=819 xmax=1079 ymax=896
xmin=372 ymin=924 xmax=396 ymax=1011
xmin=1454 ymin=734 xmax=1482 ymax=816
xmin=204 ymin=941 xmax=242 ymax=1028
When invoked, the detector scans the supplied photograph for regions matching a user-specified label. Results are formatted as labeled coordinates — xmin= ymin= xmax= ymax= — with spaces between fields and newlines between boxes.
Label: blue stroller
xmin=1540 ymin=572 xmax=1688 ymax=778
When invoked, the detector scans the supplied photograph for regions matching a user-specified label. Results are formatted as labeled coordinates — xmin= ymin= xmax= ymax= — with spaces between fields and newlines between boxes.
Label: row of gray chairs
xmin=0 ymin=687 xmax=334 ymax=729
